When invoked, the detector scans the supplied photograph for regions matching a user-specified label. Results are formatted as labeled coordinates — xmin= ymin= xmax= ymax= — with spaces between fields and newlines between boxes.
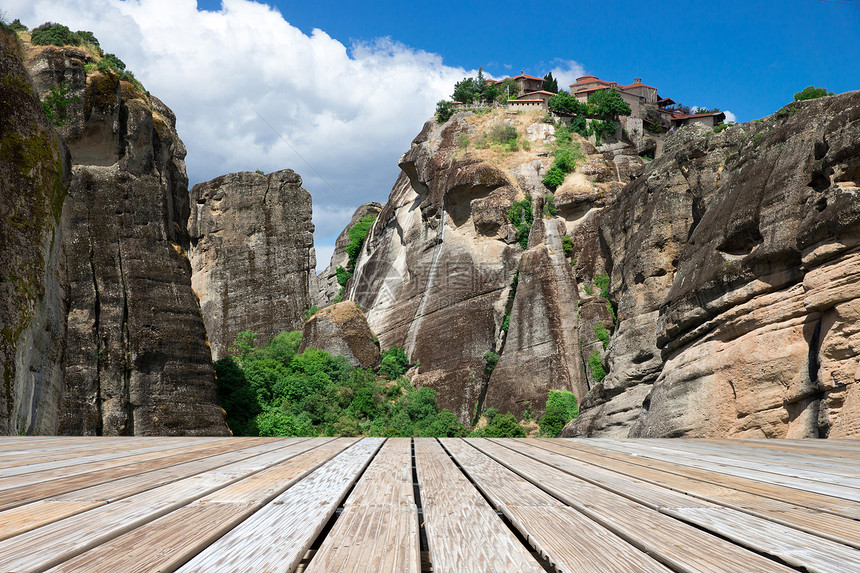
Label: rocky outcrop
xmin=484 ymin=215 xmax=587 ymax=419
xmin=565 ymin=92 xmax=860 ymax=438
xmin=316 ymin=202 xmax=382 ymax=307
xmin=19 ymin=41 xmax=227 ymax=435
xmin=349 ymin=111 xmax=596 ymax=423
xmin=189 ymin=170 xmax=316 ymax=360
xmin=300 ymin=301 xmax=380 ymax=368
xmin=0 ymin=31 xmax=70 ymax=435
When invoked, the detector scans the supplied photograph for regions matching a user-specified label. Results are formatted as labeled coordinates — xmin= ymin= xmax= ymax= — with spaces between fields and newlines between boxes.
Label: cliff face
xmin=316 ymin=202 xmax=383 ymax=307
xmin=565 ymin=91 xmax=860 ymax=438
xmin=18 ymin=41 xmax=227 ymax=435
xmin=189 ymin=170 xmax=316 ymax=360
xmin=348 ymin=112 xmax=606 ymax=423
xmin=0 ymin=31 xmax=70 ymax=435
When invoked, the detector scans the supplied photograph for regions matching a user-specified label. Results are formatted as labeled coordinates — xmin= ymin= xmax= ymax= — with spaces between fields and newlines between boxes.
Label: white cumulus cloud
xmin=547 ymin=59 xmax=586 ymax=92
xmin=6 ymin=0 xmax=473 ymax=269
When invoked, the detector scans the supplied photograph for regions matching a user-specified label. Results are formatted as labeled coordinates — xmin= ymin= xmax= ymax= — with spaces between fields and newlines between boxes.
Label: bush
xmin=481 ymin=412 xmax=527 ymax=437
xmin=488 ymin=122 xmax=518 ymax=145
xmin=483 ymin=351 xmax=500 ymax=373
xmin=8 ymin=19 xmax=27 ymax=32
xmin=436 ymin=100 xmax=454 ymax=123
xmin=793 ymin=86 xmax=833 ymax=101
xmin=303 ymin=305 xmax=321 ymax=321
xmin=30 ymin=22 xmax=81 ymax=46
xmin=562 ymin=235 xmax=574 ymax=258
xmin=543 ymin=194 xmax=557 ymax=218
xmin=345 ymin=214 xmax=376 ymax=272
xmin=593 ymin=272 xmax=610 ymax=298
xmin=542 ymin=165 xmax=566 ymax=190
xmin=587 ymin=351 xmax=607 ymax=383
xmin=380 ymin=346 xmax=409 ymax=379
xmin=41 ymin=81 xmax=79 ymax=127
xmin=336 ymin=265 xmax=351 ymax=287
xmin=539 ymin=390 xmax=579 ymax=437
xmin=507 ymin=195 xmax=534 ymax=250
xmin=594 ymin=322 xmax=610 ymax=349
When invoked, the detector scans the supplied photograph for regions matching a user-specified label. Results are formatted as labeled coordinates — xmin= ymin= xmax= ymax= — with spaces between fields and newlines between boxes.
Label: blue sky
xmin=8 ymin=0 xmax=859 ymax=270
xmin=197 ymin=0 xmax=859 ymax=122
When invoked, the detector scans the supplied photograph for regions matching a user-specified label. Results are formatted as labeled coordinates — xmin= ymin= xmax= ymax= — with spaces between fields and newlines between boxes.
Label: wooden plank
xmin=45 ymin=439 xmax=356 ymax=573
xmin=442 ymin=438 xmax=671 ymax=573
xmin=414 ymin=438 xmax=544 ymax=573
xmin=638 ymin=439 xmax=860 ymax=481
xmin=305 ymin=438 xmax=420 ymax=573
xmin=588 ymin=438 xmax=860 ymax=503
xmin=0 ymin=438 xmax=241 ymax=494
xmin=0 ymin=438 xmax=329 ymax=572
xmin=496 ymin=439 xmax=860 ymax=573
xmin=0 ymin=437 xmax=265 ymax=511
xmin=469 ymin=439 xmax=796 ymax=573
xmin=539 ymin=438 xmax=860 ymax=548
xmin=0 ymin=438 xmax=300 ymax=539
xmin=176 ymin=438 xmax=384 ymax=573
xmin=0 ymin=438 xmax=197 ymax=479
xmin=698 ymin=438 xmax=860 ymax=461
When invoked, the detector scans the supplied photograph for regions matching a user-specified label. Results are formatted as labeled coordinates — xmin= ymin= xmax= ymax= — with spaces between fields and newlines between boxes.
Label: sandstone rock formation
xmin=565 ymin=91 xmax=860 ymax=438
xmin=347 ymin=111 xmax=604 ymax=423
xmin=13 ymin=39 xmax=227 ymax=435
xmin=316 ymin=202 xmax=383 ymax=307
xmin=300 ymin=301 xmax=380 ymax=368
xmin=189 ymin=170 xmax=316 ymax=360
xmin=0 ymin=31 xmax=70 ymax=435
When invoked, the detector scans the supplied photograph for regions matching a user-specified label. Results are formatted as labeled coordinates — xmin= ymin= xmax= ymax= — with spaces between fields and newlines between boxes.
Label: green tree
xmin=588 ymin=88 xmax=631 ymax=118
xmin=793 ymin=86 xmax=833 ymax=101
xmin=496 ymin=78 xmax=521 ymax=102
xmin=547 ymin=91 xmax=588 ymax=115
xmin=542 ymin=72 xmax=559 ymax=93
xmin=31 ymin=22 xmax=81 ymax=46
xmin=482 ymin=413 xmax=527 ymax=437
xmin=539 ymin=390 xmax=579 ymax=437
xmin=8 ymin=19 xmax=27 ymax=32
xmin=436 ymin=100 xmax=454 ymax=123
xmin=380 ymin=346 xmax=409 ymax=379
xmin=345 ymin=214 xmax=376 ymax=272
xmin=452 ymin=77 xmax=479 ymax=103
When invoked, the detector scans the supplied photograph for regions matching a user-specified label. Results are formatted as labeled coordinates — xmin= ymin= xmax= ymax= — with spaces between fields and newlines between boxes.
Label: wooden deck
xmin=0 ymin=437 xmax=858 ymax=572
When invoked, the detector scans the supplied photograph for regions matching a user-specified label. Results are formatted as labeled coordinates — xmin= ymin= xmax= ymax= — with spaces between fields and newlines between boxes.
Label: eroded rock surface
xmin=21 ymin=42 xmax=227 ymax=435
xmin=565 ymin=92 xmax=860 ymax=438
xmin=0 ymin=32 xmax=70 ymax=435
xmin=300 ymin=301 xmax=380 ymax=369
xmin=316 ymin=202 xmax=382 ymax=307
xmin=189 ymin=170 xmax=315 ymax=360
xmin=349 ymin=112 xmax=596 ymax=423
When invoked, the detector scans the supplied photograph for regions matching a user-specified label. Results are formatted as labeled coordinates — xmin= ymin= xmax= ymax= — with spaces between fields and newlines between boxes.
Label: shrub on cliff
xmin=507 ymin=195 xmax=534 ymax=249
xmin=547 ymin=91 xmax=589 ymax=115
xmin=588 ymin=88 xmax=631 ymax=118
xmin=30 ymin=22 xmax=99 ymax=49
xmin=794 ymin=86 xmax=833 ymax=101
xmin=345 ymin=214 xmax=376 ymax=272
xmin=436 ymin=100 xmax=454 ymax=123
xmin=380 ymin=346 xmax=409 ymax=379
xmin=539 ymin=390 xmax=579 ymax=437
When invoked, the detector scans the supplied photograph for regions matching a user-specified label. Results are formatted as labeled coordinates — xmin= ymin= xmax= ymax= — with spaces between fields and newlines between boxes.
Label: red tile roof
xmin=624 ymin=81 xmax=658 ymax=90
xmin=522 ymin=90 xmax=556 ymax=96
xmin=496 ymin=73 xmax=545 ymax=84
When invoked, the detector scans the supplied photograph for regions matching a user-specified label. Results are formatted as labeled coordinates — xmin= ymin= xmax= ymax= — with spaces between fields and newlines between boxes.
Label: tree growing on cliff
xmin=794 ymin=86 xmax=833 ymax=101
xmin=539 ymin=390 xmax=579 ymax=437
xmin=589 ymin=88 xmax=631 ymax=118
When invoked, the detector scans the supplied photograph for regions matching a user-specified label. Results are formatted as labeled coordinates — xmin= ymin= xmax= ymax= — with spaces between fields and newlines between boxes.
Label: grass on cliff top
xmin=455 ymin=107 xmax=602 ymax=197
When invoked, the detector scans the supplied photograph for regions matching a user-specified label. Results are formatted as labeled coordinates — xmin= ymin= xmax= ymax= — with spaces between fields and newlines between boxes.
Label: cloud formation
xmin=8 ymin=0 xmax=472 ymax=268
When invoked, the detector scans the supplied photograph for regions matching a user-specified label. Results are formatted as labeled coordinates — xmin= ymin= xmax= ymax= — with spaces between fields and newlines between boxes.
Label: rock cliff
xmin=0 ymin=30 xmax=70 ymax=435
xmin=300 ymin=301 xmax=380 ymax=369
xmin=347 ymin=111 xmax=620 ymax=423
xmin=6 ymin=36 xmax=227 ymax=435
xmin=564 ymin=91 xmax=860 ymax=438
xmin=189 ymin=170 xmax=316 ymax=360
xmin=316 ymin=202 xmax=383 ymax=307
